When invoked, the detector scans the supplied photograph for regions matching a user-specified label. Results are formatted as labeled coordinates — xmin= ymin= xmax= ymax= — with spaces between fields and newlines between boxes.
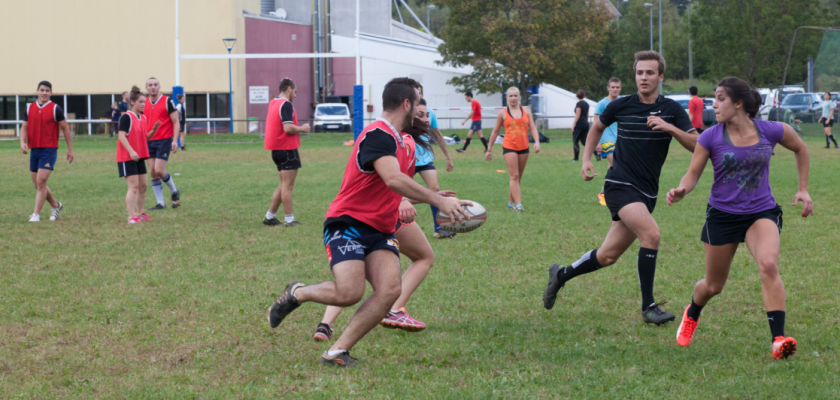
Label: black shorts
xmin=823 ymin=119 xmax=834 ymax=128
xmin=414 ymin=163 xmax=435 ymax=174
xmin=603 ymin=181 xmax=657 ymax=222
xmin=502 ymin=147 xmax=529 ymax=155
xmin=148 ymin=139 xmax=172 ymax=161
xmin=701 ymin=204 xmax=783 ymax=245
xmin=272 ymin=149 xmax=301 ymax=170
xmin=118 ymin=159 xmax=148 ymax=177
xmin=323 ymin=220 xmax=399 ymax=268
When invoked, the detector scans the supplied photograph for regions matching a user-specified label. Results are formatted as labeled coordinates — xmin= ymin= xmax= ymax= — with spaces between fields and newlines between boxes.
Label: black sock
xmin=828 ymin=136 xmax=832 ymax=146
xmin=831 ymin=135 xmax=838 ymax=146
xmin=573 ymin=149 xmax=579 ymax=160
xmin=561 ymin=249 xmax=602 ymax=281
xmin=637 ymin=247 xmax=658 ymax=311
xmin=480 ymin=137 xmax=488 ymax=150
xmin=767 ymin=310 xmax=786 ymax=340
xmin=463 ymin=137 xmax=471 ymax=150
xmin=687 ymin=296 xmax=704 ymax=321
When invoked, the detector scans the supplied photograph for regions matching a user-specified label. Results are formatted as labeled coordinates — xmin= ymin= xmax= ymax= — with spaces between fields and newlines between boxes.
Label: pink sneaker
xmin=380 ymin=307 xmax=426 ymax=332
xmin=128 ymin=216 xmax=141 ymax=224
xmin=138 ymin=213 xmax=151 ymax=222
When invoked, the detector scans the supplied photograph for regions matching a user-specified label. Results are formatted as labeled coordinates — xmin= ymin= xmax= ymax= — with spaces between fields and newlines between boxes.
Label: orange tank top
xmin=502 ymin=106 xmax=530 ymax=151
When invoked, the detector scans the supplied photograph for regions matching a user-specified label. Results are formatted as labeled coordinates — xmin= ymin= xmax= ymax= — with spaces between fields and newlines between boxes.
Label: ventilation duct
xmin=260 ymin=0 xmax=275 ymax=15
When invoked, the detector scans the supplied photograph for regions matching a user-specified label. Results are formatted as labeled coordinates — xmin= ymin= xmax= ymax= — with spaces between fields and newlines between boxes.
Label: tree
xmin=436 ymin=0 xmax=612 ymax=102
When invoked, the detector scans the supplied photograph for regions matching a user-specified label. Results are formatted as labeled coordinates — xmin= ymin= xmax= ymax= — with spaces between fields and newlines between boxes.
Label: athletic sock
xmin=266 ymin=210 xmax=277 ymax=220
xmin=463 ymin=137 xmax=471 ymax=150
xmin=152 ymin=179 xmax=165 ymax=205
xmin=508 ymin=202 xmax=514 ymax=208
xmin=327 ymin=349 xmax=347 ymax=357
xmin=162 ymin=173 xmax=177 ymax=193
xmin=637 ymin=247 xmax=658 ymax=311
xmin=516 ymin=203 xmax=522 ymax=208
xmin=767 ymin=310 xmax=786 ymax=340
xmin=831 ymin=135 xmax=838 ymax=146
xmin=687 ymin=296 xmax=704 ymax=321
xmin=560 ymin=249 xmax=603 ymax=281
xmin=430 ymin=205 xmax=441 ymax=231
xmin=285 ymin=214 xmax=294 ymax=223
xmin=480 ymin=137 xmax=488 ymax=151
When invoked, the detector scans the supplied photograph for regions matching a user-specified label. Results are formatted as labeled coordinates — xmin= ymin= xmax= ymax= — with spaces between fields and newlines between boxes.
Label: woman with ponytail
xmin=667 ymin=77 xmax=813 ymax=359
xmin=117 ymin=86 xmax=160 ymax=224
xmin=816 ymin=91 xmax=838 ymax=148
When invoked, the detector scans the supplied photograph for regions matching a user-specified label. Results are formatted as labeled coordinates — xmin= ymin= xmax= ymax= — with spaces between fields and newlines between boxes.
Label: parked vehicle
xmin=778 ymin=93 xmax=822 ymax=124
xmin=666 ymin=94 xmax=714 ymax=128
xmin=313 ymin=103 xmax=352 ymax=133
xmin=758 ymin=85 xmax=805 ymax=121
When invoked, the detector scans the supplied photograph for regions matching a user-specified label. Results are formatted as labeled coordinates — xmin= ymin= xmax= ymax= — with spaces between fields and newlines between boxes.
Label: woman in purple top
xmin=666 ymin=77 xmax=813 ymax=360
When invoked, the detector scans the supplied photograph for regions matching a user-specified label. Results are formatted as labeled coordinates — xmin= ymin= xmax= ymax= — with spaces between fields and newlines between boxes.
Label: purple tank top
xmin=696 ymin=119 xmax=784 ymax=215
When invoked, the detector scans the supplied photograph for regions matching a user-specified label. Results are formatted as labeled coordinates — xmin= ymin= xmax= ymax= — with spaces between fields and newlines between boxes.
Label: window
xmin=1 ymin=96 xmax=15 ymax=120
xmin=66 ymin=95 xmax=88 ymax=120
xmin=316 ymin=105 xmax=349 ymax=116
xmin=91 ymin=95 xmax=113 ymax=120
xmin=186 ymin=93 xmax=207 ymax=118
xmin=209 ymin=93 xmax=230 ymax=118
xmin=18 ymin=96 xmax=36 ymax=118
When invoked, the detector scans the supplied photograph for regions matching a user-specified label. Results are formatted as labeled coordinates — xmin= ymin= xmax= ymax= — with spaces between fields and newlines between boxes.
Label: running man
xmin=266 ymin=77 xmax=470 ymax=368
xmin=414 ymin=85 xmax=456 ymax=239
xmin=262 ymin=78 xmax=310 ymax=227
xmin=20 ymin=80 xmax=74 ymax=222
xmin=485 ymin=87 xmax=541 ymax=212
xmin=455 ymin=91 xmax=487 ymax=153
xmin=668 ymin=77 xmax=812 ymax=360
xmin=312 ymin=102 xmax=451 ymax=341
xmin=116 ymin=86 xmax=159 ymax=224
xmin=594 ymin=78 xmax=621 ymax=206
xmin=817 ymin=91 xmax=838 ymax=149
xmin=542 ymin=51 xmax=698 ymax=325
xmin=688 ymin=86 xmax=705 ymax=134
xmin=143 ymin=77 xmax=181 ymax=210
xmin=571 ymin=90 xmax=590 ymax=161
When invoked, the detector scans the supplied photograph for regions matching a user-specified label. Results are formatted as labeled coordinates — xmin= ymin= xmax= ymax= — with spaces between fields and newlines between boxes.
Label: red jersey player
xmin=267 ymin=78 xmax=470 ymax=368
xmin=262 ymin=78 xmax=311 ymax=227
xmin=143 ymin=77 xmax=181 ymax=210
xmin=456 ymin=91 xmax=487 ymax=153
xmin=20 ymin=80 xmax=74 ymax=222
xmin=117 ymin=86 xmax=160 ymax=224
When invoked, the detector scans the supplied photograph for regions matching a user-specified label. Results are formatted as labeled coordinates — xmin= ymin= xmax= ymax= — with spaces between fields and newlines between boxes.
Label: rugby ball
xmin=435 ymin=201 xmax=487 ymax=233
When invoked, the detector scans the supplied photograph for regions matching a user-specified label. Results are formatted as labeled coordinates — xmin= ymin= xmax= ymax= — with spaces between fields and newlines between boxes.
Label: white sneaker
xmin=50 ymin=202 xmax=63 ymax=221
xmin=28 ymin=213 xmax=40 ymax=222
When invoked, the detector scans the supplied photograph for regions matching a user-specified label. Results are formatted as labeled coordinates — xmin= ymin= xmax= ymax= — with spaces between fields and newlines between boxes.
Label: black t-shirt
xmin=165 ymin=98 xmax=178 ymax=115
xmin=598 ymin=94 xmax=695 ymax=198
xmin=357 ymin=128 xmax=397 ymax=172
xmin=575 ymin=100 xmax=590 ymax=129
xmin=118 ymin=113 xmax=133 ymax=133
xmin=280 ymin=101 xmax=295 ymax=124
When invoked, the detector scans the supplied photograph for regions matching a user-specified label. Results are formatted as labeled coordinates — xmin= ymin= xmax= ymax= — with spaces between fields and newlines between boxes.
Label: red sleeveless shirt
xmin=117 ymin=112 xmax=151 ymax=162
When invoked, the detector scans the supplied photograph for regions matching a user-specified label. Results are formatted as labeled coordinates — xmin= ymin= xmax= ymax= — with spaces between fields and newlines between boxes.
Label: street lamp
xmin=644 ymin=4 xmax=653 ymax=51
xmin=658 ymin=0 xmax=663 ymax=93
xmin=426 ymin=4 xmax=436 ymax=44
xmin=223 ymin=38 xmax=236 ymax=132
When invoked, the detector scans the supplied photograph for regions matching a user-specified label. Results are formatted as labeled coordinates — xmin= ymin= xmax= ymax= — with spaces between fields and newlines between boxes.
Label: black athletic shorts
xmin=470 ymin=120 xmax=482 ymax=131
xmin=823 ymin=119 xmax=834 ymax=128
xmin=323 ymin=220 xmax=399 ymax=268
xmin=118 ymin=159 xmax=148 ymax=178
xmin=502 ymin=147 xmax=529 ymax=155
xmin=414 ymin=163 xmax=435 ymax=174
xmin=272 ymin=149 xmax=301 ymax=170
xmin=701 ymin=204 xmax=783 ymax=245
xmin=148 ymin=139 xmax=172 ymax=161
xmin=604 ymin=181 xmax=657 ymax=222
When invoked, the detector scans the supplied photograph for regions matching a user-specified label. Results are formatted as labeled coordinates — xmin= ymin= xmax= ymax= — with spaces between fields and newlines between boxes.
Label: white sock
xmin=162 ymin=173 xmax=177 ymax=193
xmin=327 ymin=350 xmax=346 ymax=357
xmin=285 ymin=214 xmax=294 ymax=223
xmin=266 ymin=210 xmax=277 ymax=220
xmin=390 ymin=309 xmax=399 ymax=314
xmin=152 ymin=179 xmax=165 ymax=205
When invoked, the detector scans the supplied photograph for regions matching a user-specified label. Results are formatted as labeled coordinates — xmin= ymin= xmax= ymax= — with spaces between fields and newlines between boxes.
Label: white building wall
xmin=537 ymin=84 xmax=598 ymax=129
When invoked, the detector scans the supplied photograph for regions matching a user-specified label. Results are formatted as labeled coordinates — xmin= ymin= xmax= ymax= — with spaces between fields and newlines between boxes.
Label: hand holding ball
xmin=436 ymin=201 xmax=487 ymax=233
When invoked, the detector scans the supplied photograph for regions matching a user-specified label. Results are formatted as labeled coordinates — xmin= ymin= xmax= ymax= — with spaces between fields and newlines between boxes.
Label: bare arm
xmin=667 ymin=143 xmax=710 ymax=205
xmin=462 ymin=109 xmax=474 ymax=124
xmin=283 ymin=122 xmax=311 ymax=134
xmin=117 ymin=130 xmax=139 ymax=161
xmin=526 ymin=108 xmax=540 ymax=152
xmin=169 ymin=111 xmax=180 ymax=152
xmin=427 ymin=127 xmax=453 ymax=171
xmin=20 ymin=121 xmax=28 ymax=154
xmin=59 ymin=120 xmax=74 ymax=163
xmin=147 ymin=121 xmax=162 ymax=139
xmin=373 ymin=156 xmax=470 ymax=222
xmin=485 ymin=111 xmax=505 ymax=157
xmin=580 ymin=119 xmax=606 ymax=180
xmin=778 ymin=123 xmax=813 ymax=217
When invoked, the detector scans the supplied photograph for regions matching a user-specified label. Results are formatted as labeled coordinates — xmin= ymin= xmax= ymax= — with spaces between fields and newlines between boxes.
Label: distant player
xmin=20 ymin=80 xmax=74 ymax=222
xmin=143 ymin=77 xmax=181 ymax=210
xmin=594 ymin=78 xmax=622 ymax=206
xmin=542 ymin=51 xmax=698 ymax=326
xmin=817 ymin=91 xmax=838 ymax=148
xmin=485 ymin=87 xmax=541 ymax=212
xmin=266 ymin=77 xmax=470 ymax=368
xmin=571 ymin=90 xmax=590 ymax=161
xmin=668 ymin=77 xmax=812 ymax=360
xmin=455 ymin=91 xmax=487 ymax=153
xmin=688 ymin=86 xmax=705 ymax=134
xmin=175 ymin=94 xmax=187 ymax=150
xmin=116 ymin=86 xmax=159 ymax=224
xmin=262 ymin=78 xmax=310 ymax=227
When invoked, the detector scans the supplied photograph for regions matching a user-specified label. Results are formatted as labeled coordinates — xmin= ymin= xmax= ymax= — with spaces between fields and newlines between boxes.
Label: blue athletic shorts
xmin=29 ymin=148 xmax=58 ymax=172
xmin=148 ymin=139 xmax=172 ymax=161
xmin=470 ymin=120 xmax=482 ymax=131
xmin=323 ymin=221 xmax=399 ymax=268
xmin=600 ymin=142 xmax=615 ymax=156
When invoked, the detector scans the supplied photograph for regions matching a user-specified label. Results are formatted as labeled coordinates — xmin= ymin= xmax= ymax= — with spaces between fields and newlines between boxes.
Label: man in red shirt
xmin=688 ymin=86 xmax=705 ymax=134
xmin=262 ymin=78 xmax=310 ymax=227
xmin=267 ymin=77 xmax=470 ymax=368
xmin=144 ymin=77 xmax=182 ymax=210
xmin=20 ymin=81 xmax=74 ymax=222
xmin=456 ymin=91 xmax=488 ymax=153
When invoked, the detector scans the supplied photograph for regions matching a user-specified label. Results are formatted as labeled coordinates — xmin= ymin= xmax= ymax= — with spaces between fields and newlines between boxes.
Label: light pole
xmin=658 ymin=0 xmax=663 ymax=93
xmin=426 ymin=4 xmax=436 ymax=44
xmin=686 ymin=0 xmax=693 ymax=88
xmin=223 ymin=38 xmax=236 ymax=132
xmin=615 ymin=0 xmax=627 ymax=30
xmin=645 ymin=3 xmax=653 ymax=51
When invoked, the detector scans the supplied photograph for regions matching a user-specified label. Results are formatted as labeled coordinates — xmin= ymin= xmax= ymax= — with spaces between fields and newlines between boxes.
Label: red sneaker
xmin=772 ymin=336 xmax=797 ymax=360
xmin=139 ymin=213 xmax=151 ymax=222
xmin=676 ymin=305 xmax=698 ymax=347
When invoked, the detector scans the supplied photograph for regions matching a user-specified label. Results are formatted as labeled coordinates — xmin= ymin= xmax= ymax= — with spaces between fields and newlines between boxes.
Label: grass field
xmin=1 ymin=130 xmax=839 ymax=399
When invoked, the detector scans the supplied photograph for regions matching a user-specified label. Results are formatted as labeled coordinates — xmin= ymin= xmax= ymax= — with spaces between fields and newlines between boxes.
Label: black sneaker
xmin=313 ymin=323 xmax=334 ymax=342
xmin=642 ymin=302 xmax=676 ymax=325
xmin=455 ymin=148 xmax=465 ymax=153
xmin=543 ymin=264 xmax=567 ymax=310
xmin=263 ymin=217 xmax=283 ymax=226
xmin=147 ymin=204 xmax=165 ymax=211
xmin=267 ymin=281 xmax=304 ymax=328
xmin=319 ymin=351 xmax=358 ymax=368
xmin=285 ymin=220 xmax=300 ymax=227
xmin=171 ymin=191 xmax=181 ymax=209
xmin=181 ymin=146 xmax=187 ymax=151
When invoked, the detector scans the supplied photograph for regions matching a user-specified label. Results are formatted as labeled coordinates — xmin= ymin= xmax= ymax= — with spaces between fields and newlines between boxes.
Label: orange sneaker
xmin=597 ymin=192 xmax=606 ymax=206
xmin=772 ymin=336 xmax=797 ymax=360
xmin=676 ymin=305 xmax=698 ymax=347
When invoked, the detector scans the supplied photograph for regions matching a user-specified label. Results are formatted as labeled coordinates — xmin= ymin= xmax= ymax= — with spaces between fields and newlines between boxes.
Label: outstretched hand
xmin=581 ymin=161 xmax=596 ymax=181
xmin=667 ymin=187 xmax=687 ymax=206
xmin=792 ymin=191 xmax=814 ymax=217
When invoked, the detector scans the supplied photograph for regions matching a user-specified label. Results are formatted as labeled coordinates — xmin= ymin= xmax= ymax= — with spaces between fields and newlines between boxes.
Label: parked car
xmin=666 ymin=94 xmax=713 ymax=127
xmin=313 ymin=103 xmax=352 ymax=132
xmin=778 ymin=93 xmax=822 ymax=124
xmin=758 ymin=85 xmax=805 ymax=121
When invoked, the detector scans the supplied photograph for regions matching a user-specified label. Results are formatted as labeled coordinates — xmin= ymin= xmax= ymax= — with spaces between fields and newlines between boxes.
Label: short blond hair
xmin=633 ymin=51 xmax=666 ymax=75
